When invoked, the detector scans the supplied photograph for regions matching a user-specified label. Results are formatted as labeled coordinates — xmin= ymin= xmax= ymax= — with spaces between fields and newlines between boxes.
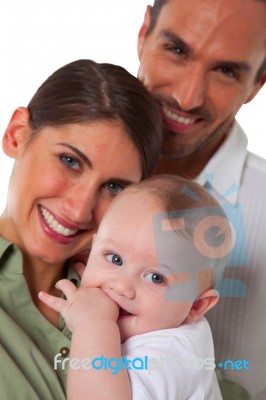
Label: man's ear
xmin=2 ymin=107 xmax=31 ymax=158
xmin=185 ymin=289 xmax=219 ymax=323
xmin=137 ymin=5 xmax=152 ymax=59
xmin=244 ymin=73 xmax=266 ymax=104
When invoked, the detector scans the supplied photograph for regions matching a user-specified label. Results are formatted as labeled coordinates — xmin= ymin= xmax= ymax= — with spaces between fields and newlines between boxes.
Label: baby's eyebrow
xmin=161 ymin=217 xmax=185 ymax=232
xmin=158 ymin=262 xmax=177 ymax=275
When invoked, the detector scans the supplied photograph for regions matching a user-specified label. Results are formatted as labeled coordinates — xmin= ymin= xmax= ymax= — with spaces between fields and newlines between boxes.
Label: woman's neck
xmin=23 ymin=254 xmax=66 ymax=328
xmin=0 ymin=214 xmax=67 ymax=328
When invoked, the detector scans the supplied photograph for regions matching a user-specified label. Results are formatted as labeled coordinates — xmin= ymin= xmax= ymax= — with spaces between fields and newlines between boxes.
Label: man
xmin=137 ymin=0 xmax=266 ymax=399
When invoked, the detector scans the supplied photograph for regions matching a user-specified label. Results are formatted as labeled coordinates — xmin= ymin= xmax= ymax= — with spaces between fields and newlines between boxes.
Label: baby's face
xmin=81 ymin=190 xmax=194 ymax=342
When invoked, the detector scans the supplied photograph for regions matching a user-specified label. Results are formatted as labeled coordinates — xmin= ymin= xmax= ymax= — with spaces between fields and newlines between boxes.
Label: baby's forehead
xmin=114 ymin=187 xmax=163 ymax=210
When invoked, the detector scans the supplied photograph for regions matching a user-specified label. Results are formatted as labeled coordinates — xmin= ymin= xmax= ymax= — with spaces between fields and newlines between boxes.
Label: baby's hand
xmin=39 ymin=280 xmax=119 ymax=332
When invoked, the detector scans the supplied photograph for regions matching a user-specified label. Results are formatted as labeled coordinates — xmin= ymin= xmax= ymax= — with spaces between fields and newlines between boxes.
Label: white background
xmin=0 ymin=0 xmax=265 ymax=213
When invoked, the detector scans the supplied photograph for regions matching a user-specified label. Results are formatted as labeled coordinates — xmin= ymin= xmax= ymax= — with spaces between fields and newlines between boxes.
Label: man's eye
xmin=145 ymin=272 xmax=165 ymax=285
xmin=104 ymin=182 xmax=124 ymax=196
xmin=106 ymin=253 xmax=123 ymax=266
xmin=173 ymin=47 xmax=184 ymax=55
xmin=167 ymin=45 xmax=186 ymax=58
xmin=60 ymin=154 xmax=80 ymax=170
xmin=218 ymin=66 xmax=236 ymax=79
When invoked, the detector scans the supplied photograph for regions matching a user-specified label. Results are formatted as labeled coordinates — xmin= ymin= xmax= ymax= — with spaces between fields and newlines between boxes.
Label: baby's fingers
xmin=38 ymin=291 xmax=67 ymax=313
xmin=55 ymin=279 xmax=77 ymax=299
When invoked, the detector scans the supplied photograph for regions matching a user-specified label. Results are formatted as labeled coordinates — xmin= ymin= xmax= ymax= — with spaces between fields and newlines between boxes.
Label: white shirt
xmin=121 ymin=318 xmax=222 ymax=400
xmin=196 ymin=121 xmax=266 ymax=400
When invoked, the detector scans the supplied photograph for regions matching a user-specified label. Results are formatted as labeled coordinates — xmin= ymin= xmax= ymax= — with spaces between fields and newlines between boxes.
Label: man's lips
xmin=160 ymin=103 xmax=207 ymax=134
xmin=162 ymin=105 xmax=198 ymax=126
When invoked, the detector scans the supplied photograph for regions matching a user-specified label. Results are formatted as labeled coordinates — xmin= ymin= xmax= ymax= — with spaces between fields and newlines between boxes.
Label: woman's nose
xmin=61 ymin=184 xmax=99 ymax=227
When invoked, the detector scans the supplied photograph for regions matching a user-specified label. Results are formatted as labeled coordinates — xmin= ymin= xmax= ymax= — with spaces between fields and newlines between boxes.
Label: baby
xmin=39 ymin=175 xmax=231 ymax=399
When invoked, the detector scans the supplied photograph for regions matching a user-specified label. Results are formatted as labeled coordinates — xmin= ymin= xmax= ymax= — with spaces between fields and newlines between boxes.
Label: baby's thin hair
xmin=129 ymin=175 xmax=232 ymax=293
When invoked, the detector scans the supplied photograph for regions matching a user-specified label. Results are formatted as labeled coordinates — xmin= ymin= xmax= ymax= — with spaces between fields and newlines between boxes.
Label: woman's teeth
xmin=40 ymin=206 xmax=78 ymax=237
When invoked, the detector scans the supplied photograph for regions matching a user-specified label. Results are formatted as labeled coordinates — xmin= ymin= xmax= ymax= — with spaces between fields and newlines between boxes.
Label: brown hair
xmin=27 ymin=59 xmax=163 ymax=179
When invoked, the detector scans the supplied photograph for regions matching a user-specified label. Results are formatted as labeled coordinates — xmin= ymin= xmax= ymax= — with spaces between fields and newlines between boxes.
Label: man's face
xmin=138 ymin=0 xmax=266 ymax=160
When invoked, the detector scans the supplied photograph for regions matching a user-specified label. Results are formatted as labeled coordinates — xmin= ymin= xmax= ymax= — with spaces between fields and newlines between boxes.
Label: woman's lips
xmin=40 ymin=205 xmax=79 ymax=236
xmin=38 ymin=205 xmax=84 ymax=244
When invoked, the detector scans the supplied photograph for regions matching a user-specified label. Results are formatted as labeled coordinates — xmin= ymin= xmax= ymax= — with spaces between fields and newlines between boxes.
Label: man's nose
xmin=172 ymin=65 xmax=207 ymax=111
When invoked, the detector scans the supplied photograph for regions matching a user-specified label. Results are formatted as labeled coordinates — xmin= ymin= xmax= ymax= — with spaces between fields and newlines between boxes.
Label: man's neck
xmin=153 ymin=155 xmax=206 ymax=179
xmin=154 ymin=129 xmax=230 ymax=179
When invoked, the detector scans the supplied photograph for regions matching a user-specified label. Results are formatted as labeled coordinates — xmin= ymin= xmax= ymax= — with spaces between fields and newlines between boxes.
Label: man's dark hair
xmin=256 ymin=56 xmax=266 ymax=83
xmin=146 ymin=0 xmax=266 ymax=83
xmin=145 ymin=0 xmax=169 ymax=36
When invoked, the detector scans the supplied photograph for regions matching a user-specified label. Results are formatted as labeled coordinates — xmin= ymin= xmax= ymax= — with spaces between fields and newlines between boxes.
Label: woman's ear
xmin=185 ymin=289 xmax=219 ymax=323
xmin=2 ymin=107 xmax=31 ymax=158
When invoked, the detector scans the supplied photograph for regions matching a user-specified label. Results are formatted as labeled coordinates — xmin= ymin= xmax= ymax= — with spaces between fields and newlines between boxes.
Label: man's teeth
xmin=40 ymin=207 xmax=78 ymax=237
xmin=162 ymin=106 xmax=196 ymax=125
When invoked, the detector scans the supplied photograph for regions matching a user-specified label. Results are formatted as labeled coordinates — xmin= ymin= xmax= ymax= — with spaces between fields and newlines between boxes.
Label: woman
xmin=0 ymin=59 xmax=162 ymax=399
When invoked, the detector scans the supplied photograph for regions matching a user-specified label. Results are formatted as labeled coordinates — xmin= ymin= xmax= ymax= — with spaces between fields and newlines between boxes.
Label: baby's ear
xmin=2 ymin=107 xmax=31 ymax=158
xmin=185 ymin=289 xmax=219 ymax=323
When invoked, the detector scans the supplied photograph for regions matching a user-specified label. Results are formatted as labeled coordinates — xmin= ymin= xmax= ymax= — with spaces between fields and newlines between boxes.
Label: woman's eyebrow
xmin=57 ymin=143 xmax=92 ymax=168
xmin=57 ymin=142 xmax=138 ymax=186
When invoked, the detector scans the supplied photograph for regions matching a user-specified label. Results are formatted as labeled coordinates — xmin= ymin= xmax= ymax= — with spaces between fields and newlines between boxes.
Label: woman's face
xmin=1 ymin=113 xmax=142 ymax=265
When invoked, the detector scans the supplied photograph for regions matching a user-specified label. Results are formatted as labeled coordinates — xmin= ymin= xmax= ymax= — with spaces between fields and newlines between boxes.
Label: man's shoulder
xmin=242 ymin=150 xmax=266 ymax=188
xmin=239 ymin=150 xmax=266 ymax=204
xmin=245 ymin=150 xmax=266 ymax=174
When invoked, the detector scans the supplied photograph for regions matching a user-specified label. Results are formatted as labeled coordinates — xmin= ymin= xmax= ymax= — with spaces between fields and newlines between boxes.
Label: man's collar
xmin=195 ymin=121 xmax=248 ymax=204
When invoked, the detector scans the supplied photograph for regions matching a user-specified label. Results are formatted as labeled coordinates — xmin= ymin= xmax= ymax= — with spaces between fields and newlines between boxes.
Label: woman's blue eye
xmin=60 ymin=155 xmax=80 ymax=170
xmin=146 ymin=272 xmax=165 ymax=285
xmin=105 ymin=182 xmax=123 ymax=196
xmin=106 ymin=253 xmax=123 ymax=266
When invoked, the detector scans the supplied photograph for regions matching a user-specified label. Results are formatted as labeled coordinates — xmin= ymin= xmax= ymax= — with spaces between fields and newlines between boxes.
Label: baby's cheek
xmin=81 ymin=265 xmax=100 ymax=288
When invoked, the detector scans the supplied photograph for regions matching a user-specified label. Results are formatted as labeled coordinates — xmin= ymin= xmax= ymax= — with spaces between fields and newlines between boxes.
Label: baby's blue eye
xmin=106 ymin=253 xmax=123 ymax=266
xmin=146 ymin=272 xmax=164 ymax=285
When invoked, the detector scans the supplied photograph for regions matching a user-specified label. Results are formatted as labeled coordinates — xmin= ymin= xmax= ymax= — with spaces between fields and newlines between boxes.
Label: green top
xmin=0 ymin=237 xmax=80 ymax=400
